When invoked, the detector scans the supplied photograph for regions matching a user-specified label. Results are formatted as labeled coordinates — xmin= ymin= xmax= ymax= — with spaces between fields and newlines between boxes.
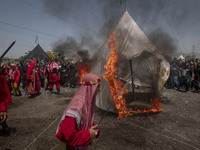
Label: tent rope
xmin=126 ymin=121 xmax=200 ymax=149
xmin=50 ymin=144 xmax=59 ymax=150
xmin=24 ymin=114 xmax=62 ymax=150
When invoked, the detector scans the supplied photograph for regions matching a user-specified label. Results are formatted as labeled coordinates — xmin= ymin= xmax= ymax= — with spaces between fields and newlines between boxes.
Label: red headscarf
xmin=4 ymin=64 xmax=8 ymax=76
xmin=49 ymin=60 xmax=59 ymax=72
xmin=26 ymin=61 xmax=36 ymax=79
xmin=57 ymin=73 xmax=101 ymax=133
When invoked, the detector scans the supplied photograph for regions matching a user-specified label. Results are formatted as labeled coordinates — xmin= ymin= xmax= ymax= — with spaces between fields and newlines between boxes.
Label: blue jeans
xmin=169 ymin=74 xmax=174 ymax=88
xmin=173 ymin=75 xmax=180 ymax=89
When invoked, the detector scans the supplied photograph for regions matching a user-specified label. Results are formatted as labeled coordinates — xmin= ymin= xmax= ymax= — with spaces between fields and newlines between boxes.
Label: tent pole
xmin=130 ymin=60 xmax=136 ymax=101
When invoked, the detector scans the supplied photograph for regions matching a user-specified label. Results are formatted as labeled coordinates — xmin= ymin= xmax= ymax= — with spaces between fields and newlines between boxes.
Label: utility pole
xmin=192 ymin=45 xmax=195 ymax=59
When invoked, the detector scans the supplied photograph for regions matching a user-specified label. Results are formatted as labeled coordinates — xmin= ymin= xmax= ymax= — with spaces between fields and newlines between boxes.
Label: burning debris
xmin=76 ymin=49 xmax=94 ymax=84
xmin=134 ymin=97 xmax=163 ymax=114
xmin=77 ymin=62 xmax=91 ymax=84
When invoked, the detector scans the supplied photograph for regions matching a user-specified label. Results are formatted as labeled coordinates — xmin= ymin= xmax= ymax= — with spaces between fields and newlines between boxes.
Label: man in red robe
xmin=56 ymin=73 xmax=101 ymax=150
xmin=48 ymin=59 xmax=60 ymax=93
xmin=0 ymin=62 xmax=12 ymax=136
xmin=9 ymin=63 xmax=21 ymax=96
xmin=26 ymin=60 xmax=40 ymax=98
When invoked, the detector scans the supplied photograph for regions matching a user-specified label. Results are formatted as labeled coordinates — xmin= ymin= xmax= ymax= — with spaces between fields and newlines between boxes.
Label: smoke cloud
xmin=44 ymin=0 xmax=188 ymax=62
xmin=44 ymin=0 xmax=123 ymax=60
xmin=148 ymin=28 xmax=177 ymax=61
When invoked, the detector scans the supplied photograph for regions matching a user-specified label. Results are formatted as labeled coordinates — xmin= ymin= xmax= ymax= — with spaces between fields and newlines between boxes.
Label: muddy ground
xmin=0 ymin=87 xmax=200 ymax=150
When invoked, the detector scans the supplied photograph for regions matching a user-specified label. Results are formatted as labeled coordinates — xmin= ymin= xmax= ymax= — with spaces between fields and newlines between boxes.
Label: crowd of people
xmin=0 ymin=58 xmax=79 ymax=98
xmin=0 ymin=57 xmax=81 ymax=136
xmin=1 ymin=58 xmax=79 ymax=136
xmin=1 ymin=56 xmax=200 ymax=149
xmin=165 ymin=58 xmax=200 ymax=92
xmin=0 ymin=59 xmax=101 ymax=149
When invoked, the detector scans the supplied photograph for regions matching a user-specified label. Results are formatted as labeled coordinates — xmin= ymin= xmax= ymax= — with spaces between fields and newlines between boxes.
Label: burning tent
xmin=90 ymin=11 xmax=170 ymax=116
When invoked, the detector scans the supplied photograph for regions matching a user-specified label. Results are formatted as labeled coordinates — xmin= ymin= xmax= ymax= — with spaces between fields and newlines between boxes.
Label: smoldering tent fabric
xmin=90 ymin=11 xmax=170 ymax=113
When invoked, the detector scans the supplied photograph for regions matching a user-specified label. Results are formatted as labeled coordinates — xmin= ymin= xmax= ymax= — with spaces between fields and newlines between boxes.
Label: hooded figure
xmin=26 ymin=61 xmax=40 ymax=97
xmin=56 ymin=73 xmax=101 ymax=150
xmin=48 ymin=59 xmax=61 ymax=93
xmin=0 ymin=62 xmax=12 ymax=135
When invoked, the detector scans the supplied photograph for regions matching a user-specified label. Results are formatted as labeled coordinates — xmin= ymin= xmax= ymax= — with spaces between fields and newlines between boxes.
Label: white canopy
xmin=177 ymin=54 xmax=185 ymax=60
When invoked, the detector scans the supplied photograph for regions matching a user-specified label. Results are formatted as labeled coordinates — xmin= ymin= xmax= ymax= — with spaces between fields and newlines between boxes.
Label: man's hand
xmin=89 ymin=125 xmax=98 ymax=141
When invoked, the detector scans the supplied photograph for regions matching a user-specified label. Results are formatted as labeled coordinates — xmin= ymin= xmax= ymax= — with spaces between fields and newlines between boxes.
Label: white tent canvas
xmin=90 ymin=11 xmax=169 ymax=113
xmin=177 ymin=54 xmax=185 ymax=61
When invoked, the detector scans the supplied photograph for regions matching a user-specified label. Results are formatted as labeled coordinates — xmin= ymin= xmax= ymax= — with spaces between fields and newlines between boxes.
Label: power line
xmin=16 ymin=0 xmax=102 ymax=36
xmin=0 ymin=25 xmax=56 ymax=47
xmin=16 ymin=0 xmax=124 ymax=37
xmin=0 ymin=28 xmax=55 ymax=43
xmin=0 ymin=21 xmax=59 ymax=39
xmin=16 ymin=0 xmax=45 ymax=11
xmin=167 ymin=0 xmax=184 ymax=52
xmin=69 ymin=0 xmax=100 ymax=19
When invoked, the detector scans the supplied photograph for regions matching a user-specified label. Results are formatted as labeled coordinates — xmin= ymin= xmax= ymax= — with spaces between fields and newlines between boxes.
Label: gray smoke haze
xmin=98 ymin=0 xmax=123 ymax=37
xmin=52 ymin=37 xmax=78 ymax=58
xmin=148 ymin=28 xmax=177 ymax=61
xmin=77 ymin=49 xmax=90 ymax=63
xmin=44 ymin=0 xmax=123 ymax=60
xmin=52 ymin=36 xmax=98 ymax=60
xmin=44 ymin=0 xmax=189 ymax=61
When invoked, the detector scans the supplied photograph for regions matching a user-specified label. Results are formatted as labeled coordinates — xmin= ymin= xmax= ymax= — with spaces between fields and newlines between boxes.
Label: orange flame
xmin=103 ymin=32 xmax=132 ymax=119
xmin=77 ymin=63 xmax=91 ymax=84
xmin=134 ymin=97 xmax=162 ymax=114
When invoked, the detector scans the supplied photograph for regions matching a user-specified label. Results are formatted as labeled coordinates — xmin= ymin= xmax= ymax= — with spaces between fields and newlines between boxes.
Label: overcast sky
xmin=0 ymin=0 xmax=200 ymax=58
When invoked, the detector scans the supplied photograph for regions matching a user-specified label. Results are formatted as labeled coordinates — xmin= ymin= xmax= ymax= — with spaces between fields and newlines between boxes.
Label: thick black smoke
xmin=52 ymin=37 xmax=78 ymax=58
xmin=44 ymin=0 xmax=188 ymax=61
xmin=77 ymin=49 xmax=90 ymax=63
xmin=148 ymin=28 xmax=177 ymax=61
xmin=44 ymin=0 xmax=123 ymax=59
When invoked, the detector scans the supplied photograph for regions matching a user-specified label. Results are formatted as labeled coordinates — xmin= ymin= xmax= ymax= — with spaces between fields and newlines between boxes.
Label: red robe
xmin=56 ymin=116 xmax=91 ymax=150
xmin=26 ymin=61 xmax=40 ymax=95
xmin=0 ymin=75 xmax=12 ymax=112
xmin=26 ymin=71 xmax=36 ymax=95
xmin=49 ymin=69 xmax=60 ymax=82
xmin=9 ymin=68 xmax=20 ymax=83
xmin=48 ymin=62 xmax=60 ymax=82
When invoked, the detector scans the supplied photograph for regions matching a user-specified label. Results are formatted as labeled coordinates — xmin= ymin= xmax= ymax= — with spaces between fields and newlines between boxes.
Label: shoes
xmin=16 ymin=93 xmax=22 ymax=96
xmin=2 ymin=125 xmax=10 ymax=137
xmin=49 ymin=89 xmax=53 ymax=95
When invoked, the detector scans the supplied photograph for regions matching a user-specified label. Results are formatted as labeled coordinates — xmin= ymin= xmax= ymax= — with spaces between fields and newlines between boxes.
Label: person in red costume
xmin=48 ymin=59 xmax=60 ymax=93
xmin=9 ymin=63 xmax=21 ymax=96
xmin=56 ymin=73 xmax=101 ymax=150
xmin=0 ymin=61 xmax=12 ymax=136
xmin=26 ymin=60 xmax=40 ymax=98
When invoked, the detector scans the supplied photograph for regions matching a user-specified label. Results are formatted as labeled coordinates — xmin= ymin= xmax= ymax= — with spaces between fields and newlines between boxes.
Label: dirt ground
xmin=0 ymin=87 xmax=200 ymax=150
